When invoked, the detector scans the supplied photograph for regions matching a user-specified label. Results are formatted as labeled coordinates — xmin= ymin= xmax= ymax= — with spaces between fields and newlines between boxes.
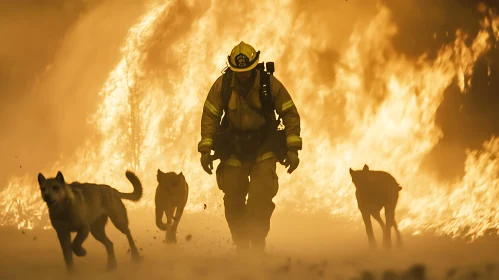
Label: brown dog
xmin=155 ymin=169 xmax=189 ymax=243
xmin=349 ymin=164 xmax=403 ymax=249
xmin=37 ymin=170 xmax=143 ymax=272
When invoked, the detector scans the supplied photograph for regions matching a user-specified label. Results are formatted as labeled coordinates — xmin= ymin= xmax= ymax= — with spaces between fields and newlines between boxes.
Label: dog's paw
xmin=165 ymin=230 xmax=177 ymax=244
xmin=66 ymin=264 xmax=76 ymax=274
xmin=106 ymin=260 xmax=117 ymax=271
xmin=132 ymin=254 xmax=143 ymax=263
xmin=165 ymin=237 xmax=177 ymax=244
xmin=164 ymin=238 xmax=174 ymax=244
xmin=73 ymin=246 xmax=87 ymax=257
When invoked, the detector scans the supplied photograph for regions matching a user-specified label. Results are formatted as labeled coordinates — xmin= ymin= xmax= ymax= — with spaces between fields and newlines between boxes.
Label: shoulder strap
xmin=259 ymin=69 xmax=276 ymax=121
xmin=221 ymin=68 xmax=233 ymax=112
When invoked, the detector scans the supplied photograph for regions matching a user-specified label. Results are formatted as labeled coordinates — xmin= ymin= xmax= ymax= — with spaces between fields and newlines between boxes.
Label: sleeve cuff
xmin=286 ymin=135 xmax=302 ymax=150
xmin=197 ymin=138 xmax=213 ymax=153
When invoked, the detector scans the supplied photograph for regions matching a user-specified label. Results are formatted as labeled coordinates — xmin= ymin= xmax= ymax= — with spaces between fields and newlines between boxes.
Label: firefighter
xmin=198 ymin=41 xmax=302 ymax=253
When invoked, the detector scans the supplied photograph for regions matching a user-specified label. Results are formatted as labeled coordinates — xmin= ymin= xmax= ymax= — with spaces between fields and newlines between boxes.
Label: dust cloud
xmin=1 ymin=0 xmax=499 ymax=279
xmin=1 ymin=210 xmax=499 ymax=279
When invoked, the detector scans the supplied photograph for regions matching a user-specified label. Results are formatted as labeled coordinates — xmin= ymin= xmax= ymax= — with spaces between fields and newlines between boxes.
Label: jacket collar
xmin=230 ymin=69 xmax=261 ymax=90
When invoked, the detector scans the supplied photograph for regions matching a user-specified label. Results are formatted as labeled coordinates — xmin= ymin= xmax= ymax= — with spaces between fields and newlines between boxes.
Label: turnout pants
xmin=215 ymin=157 xmax=278 ymax=252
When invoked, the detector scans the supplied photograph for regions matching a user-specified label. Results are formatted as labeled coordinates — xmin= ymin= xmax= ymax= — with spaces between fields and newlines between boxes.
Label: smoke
xmin=0 ymin=0 xmax=146 ymax=187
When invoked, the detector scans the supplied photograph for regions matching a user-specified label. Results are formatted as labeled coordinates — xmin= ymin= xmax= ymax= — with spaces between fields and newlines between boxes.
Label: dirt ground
xmin=0 ymin=209 xmax=498 ymax=280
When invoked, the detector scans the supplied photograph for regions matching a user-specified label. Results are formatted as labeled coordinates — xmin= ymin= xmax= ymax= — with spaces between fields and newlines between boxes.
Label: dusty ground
xmin=0 ymin=209 xmax=498 ymax=280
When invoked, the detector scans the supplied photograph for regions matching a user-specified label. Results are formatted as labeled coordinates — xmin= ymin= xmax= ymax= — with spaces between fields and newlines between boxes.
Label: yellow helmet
xmin=227 ymin=41 xmax=260 ymax=72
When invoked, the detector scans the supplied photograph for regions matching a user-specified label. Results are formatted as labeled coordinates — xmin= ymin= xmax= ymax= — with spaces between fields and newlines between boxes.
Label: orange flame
xmin=1 ymin=2 xmax=498 ymax=241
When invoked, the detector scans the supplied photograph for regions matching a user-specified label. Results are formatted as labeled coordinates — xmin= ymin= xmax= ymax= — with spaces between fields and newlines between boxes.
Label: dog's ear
xmin=37 ymin=173 xmax=46 ymax=186
xmin=350 ymin=168 xmax=357 ymax=179
xmin=179 ymin=171 xmax=183 ymax=177
xmin=55 ymin=171 xmax=65 ymax=184
xmin=362 ymin=164 xmax=369 ymax=172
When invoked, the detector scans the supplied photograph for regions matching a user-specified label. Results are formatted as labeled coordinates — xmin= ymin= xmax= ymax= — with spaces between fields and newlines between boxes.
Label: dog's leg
xmin=387 ymin=206 xmax=403 ymax=248
xmin=361 ymin=211 xmax=376 ymax=248
xmin=165 ymin=204 xmax=175 ymax=244
xmin=171 ymin=206 xmax=185 ymax=243
xmin=393 ymin=221 xmax=403 ymax=248
xmin=371 ymin=211 xmax=386 ymax=247
xmin=56 ymin=229 xmax=74 ymax=272
xmin=90 ymin=215 xmax=117 ymax=270
xmin=384 ymin=205 xmax=397 ymax=250
xmin=72 ymin=226 xmax=89 ymax=257
xmin=155 ymin=206 xmax=167 ymax=231
xmin=172 ymin=206 xmax=185 ymax=230
xmin=109 ymin=203 xmax=141 ymax=262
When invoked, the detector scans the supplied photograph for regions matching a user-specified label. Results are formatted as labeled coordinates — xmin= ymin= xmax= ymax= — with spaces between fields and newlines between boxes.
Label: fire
xmin=1 ymin=1 xmax=498 ymax=241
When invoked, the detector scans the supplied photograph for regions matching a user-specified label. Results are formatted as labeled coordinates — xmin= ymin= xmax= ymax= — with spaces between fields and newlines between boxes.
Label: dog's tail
xmin=119 ymin=171 xmax=143 ymax=201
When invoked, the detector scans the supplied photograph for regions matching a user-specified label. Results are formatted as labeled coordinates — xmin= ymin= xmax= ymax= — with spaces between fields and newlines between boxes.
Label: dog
xmin=349 ymin=164 xmax=403 ymax=249
xmin=155 ymin=169 xmax=189 ymax=243
xmin=37 ymin=170 xmax=143 ymax=272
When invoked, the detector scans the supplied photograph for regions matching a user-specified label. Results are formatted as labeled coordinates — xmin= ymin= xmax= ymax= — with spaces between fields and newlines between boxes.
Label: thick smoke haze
xmin=0 ymin=0 xmax=146 ymax=187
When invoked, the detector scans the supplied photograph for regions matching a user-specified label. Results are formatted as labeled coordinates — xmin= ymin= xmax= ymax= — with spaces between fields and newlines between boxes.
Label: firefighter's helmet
xmin=227 ymin=41 xmax=260 ymax=72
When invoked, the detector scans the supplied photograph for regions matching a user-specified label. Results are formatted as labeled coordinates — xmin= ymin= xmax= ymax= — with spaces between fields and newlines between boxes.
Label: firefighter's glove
xmin=200 ymin=152 xmax=214 ymax=175
xmin=284 ymin=151 xmax=300 ymax=174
